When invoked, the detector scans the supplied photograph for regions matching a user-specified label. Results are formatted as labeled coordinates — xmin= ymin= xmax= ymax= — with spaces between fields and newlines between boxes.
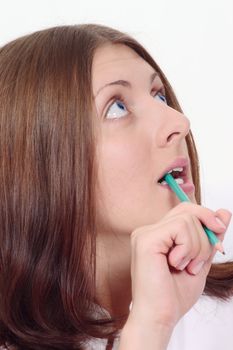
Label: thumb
xmin=215 ymin=209 xmax=232 ymax=228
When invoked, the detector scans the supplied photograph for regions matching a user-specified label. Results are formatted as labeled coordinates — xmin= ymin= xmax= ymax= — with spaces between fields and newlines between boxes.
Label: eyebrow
xmin=94 ymin=71 xmax=158 ymax=98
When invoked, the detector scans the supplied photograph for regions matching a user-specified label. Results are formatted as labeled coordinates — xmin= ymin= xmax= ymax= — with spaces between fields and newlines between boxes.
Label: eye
xmin=105 ymin=96 xmax=128 ymax=120
xmin=154 ymin=91 xmax=167 ymax=104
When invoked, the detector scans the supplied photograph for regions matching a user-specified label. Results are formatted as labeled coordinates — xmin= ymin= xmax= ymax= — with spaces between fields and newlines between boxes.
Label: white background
xmin=0 ymin=0 xmax=232 ymax=261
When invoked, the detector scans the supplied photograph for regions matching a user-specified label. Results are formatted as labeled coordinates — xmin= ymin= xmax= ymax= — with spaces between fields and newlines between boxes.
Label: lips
xmin=157 ymin=157 xmax=189 ymax=183
xmin=156 ymin=156 xmax=195 ymax=194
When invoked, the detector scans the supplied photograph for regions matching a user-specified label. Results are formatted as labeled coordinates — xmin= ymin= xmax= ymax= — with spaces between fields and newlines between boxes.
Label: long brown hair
xmin=0 ymin=24 xmax=232 ymax=349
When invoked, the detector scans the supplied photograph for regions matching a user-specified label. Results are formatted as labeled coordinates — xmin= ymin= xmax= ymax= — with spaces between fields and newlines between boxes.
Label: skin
xmin=93 ymin=44 xmax=194 ymax=233
xmin=92 ymin=43 xmax=232 ymax=344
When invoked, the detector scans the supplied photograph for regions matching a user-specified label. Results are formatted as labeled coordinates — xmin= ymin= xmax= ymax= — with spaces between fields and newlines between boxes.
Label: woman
xmin=0 ymin=24 xmax=232 ymax=350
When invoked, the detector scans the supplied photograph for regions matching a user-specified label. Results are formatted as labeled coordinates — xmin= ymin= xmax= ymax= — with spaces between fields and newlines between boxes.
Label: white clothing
xmin=86 ymin=296 xmax=233 ymax=350
xmin=168 ymin=295 xmax=233 ymax=350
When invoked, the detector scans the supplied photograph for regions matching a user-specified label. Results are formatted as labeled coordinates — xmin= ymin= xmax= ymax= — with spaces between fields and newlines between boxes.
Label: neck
xmin=95 ymin=232 xmax=132 ymax=324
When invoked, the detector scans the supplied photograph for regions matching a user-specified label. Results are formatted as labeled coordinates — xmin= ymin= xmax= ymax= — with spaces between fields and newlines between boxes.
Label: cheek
xmin=95 ymin=134 xmax=153 ymax=230
xmin=97 ymin=136 xmax=150 ymax=195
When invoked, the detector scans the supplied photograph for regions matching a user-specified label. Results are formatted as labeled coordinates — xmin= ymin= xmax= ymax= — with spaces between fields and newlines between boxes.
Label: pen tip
xmin=214 ymin=242 xmax=225 ymax=255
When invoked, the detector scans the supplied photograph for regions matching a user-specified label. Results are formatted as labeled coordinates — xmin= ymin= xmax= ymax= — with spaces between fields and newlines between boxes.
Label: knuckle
xmin=175 ymin=215 xmax=192 ymax=232
xmin=184 ymin=213 xmax=196 ymax=226
xmin=187 ymin=246 xmax=213 ymax=274
xmin=202 ymin=243 xmax=213 ymax=258
xmin=131 ymin=229 xmax=148 ymax=254
xmin=179 ymin=246 xmax=193 ymax=261
xmin=175 ymin=217 xmax=188 ymax=232
xmin=177 ymin=201 xmax=193 ymax=212
xmin=131 ymin=229 xmax=142 ymax=248
xmin=183 ymin=243 xmax=197 ymax=259
xmin=131 ymin=228 xmax=163 ymax=256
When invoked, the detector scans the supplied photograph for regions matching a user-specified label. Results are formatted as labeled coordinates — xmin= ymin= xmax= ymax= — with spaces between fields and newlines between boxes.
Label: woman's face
xmin=92 ymin=43 xmax=195 ymax=235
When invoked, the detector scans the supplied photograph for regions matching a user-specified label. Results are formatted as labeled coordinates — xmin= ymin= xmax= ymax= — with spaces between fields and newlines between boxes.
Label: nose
xmin=155 ymin=104 xmax=190 ymax=148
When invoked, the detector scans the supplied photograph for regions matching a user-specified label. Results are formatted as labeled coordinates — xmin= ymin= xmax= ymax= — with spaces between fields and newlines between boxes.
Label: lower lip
xmin=159 ymin=180 xmax=195 ymax=194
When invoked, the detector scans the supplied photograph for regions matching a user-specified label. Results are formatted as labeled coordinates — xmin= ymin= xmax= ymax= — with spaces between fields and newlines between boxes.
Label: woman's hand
xmin=120 ymin=203 xmax=231 ymax=349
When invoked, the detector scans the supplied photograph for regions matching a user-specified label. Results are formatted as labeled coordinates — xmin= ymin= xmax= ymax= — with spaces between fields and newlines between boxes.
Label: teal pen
xmin=164 ymin=173 xmax=225 ymax=255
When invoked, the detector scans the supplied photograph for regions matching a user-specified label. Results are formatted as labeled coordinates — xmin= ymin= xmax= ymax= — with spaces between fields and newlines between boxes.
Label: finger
xmin=164 ymin=202 xmax=229 ymax=235
xmin=211 ymin=209 xmax=232 ymax=254
xmin=173 ymin=217 xmax=213 ymax=275
xmin=215 ymin=209 xmax=232 ymax=231
xmin=168 ymin=215 xmax=201 ymax=270
xmin=197 ymin=248 xmax=217 ymax=277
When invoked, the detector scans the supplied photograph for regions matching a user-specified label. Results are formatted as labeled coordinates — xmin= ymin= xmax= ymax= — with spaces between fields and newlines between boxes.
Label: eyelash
xmin=104 ymin=89 xmax=167 ymax=121
xmin=105 ymin=93 xmax=127 ymax=117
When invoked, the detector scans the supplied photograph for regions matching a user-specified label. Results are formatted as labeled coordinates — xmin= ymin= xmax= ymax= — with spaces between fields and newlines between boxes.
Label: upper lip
xmin=157 ymin=156 xmax=189 ymax=182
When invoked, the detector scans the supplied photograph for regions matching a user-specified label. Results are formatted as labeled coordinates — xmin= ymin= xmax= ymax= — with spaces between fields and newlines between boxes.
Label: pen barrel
xmin=164 ymin=173 xmax=219 ymax=247
xmin=203 ymin=226 xmax=219 ymax=245
xmin=164 ymin=174 xmax=190 ymax=202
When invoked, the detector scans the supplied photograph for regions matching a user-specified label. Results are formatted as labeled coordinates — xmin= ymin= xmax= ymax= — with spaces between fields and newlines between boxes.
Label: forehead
xmin=92 ymin=44 xmax=154 ymax=90
xmin=93 ymin=43 xmax=140 ymax=67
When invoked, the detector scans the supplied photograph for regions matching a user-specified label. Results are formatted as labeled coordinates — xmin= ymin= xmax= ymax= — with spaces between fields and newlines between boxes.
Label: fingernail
xmin=215 ymin=217 xmax=226 ymax=229
xmin=191 ymin=261 xmax=205 ymax=275
xmin=177 ymin=260 xmax=189 ymax=271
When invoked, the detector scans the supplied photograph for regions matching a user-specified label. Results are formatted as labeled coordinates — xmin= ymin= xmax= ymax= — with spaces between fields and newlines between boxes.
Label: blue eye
xmin=154 ymin=92 xmax=167 ymax=104
xmin=105 ymin=91 xmax=167 ymax=121
xmin=105 ymin=98 xmax=128 ymax=120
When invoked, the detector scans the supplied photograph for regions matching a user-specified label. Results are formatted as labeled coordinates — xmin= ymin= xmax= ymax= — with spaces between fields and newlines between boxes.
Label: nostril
xmin=167 ymin=132 xmax=180 ymax=143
